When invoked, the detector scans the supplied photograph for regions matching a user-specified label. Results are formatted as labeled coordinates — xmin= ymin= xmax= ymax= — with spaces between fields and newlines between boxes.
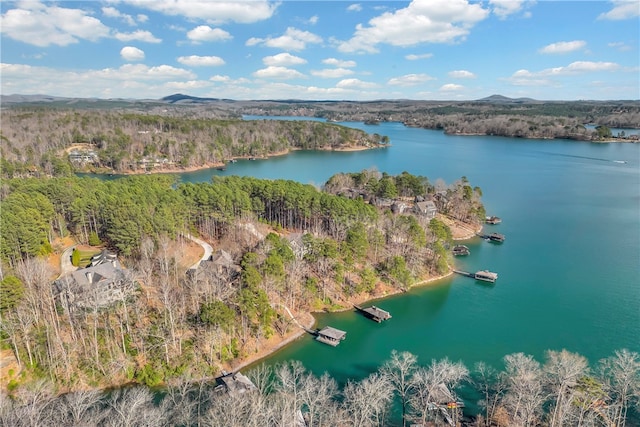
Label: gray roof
xmin=69 ymin=262 xmax=124 ymax=287
xmin=317 ymin=326 xmax=347 ymax=340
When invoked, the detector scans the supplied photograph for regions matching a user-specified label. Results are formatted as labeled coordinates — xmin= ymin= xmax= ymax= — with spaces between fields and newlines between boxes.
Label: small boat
xmin=475 ymin=270 xmax=498 ymax=283
xmin=216 ymin=166 xmax=226 ymax=171
xmin=228 ymin=159 xmax=237 ymax=163
xmin=485 ymin=216 xmax=502 ymax=225
xmin=452 ymin=245 xmax=470 ymax=256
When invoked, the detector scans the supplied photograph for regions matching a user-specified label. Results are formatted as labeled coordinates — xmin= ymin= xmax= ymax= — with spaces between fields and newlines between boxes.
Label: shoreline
xmin=227 ymin=269 xmax=455 ymax=374
xmin=91 ymin=144 xmax=382 ymax=177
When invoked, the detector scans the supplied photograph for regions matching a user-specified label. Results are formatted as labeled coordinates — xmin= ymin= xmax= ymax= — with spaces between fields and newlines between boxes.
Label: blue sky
xmin=1 ymin=1 xmax=638 ymax=100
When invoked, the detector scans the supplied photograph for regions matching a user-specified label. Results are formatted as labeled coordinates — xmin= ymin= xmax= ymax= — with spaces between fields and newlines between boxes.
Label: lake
xmin=178 ymin=118 xmax=639 ymax=383
xmin=139 ymin=119 xmax=637 ymax=413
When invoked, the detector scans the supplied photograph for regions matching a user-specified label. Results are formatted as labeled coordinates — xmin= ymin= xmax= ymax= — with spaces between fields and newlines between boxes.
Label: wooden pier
xmin=354 ymin=305 xmax=392 ymax=322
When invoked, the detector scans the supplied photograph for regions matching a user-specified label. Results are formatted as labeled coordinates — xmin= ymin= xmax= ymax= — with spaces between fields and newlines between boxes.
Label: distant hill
xmin=476 ymin=94 xmax=538 ymax=103
xmin=161 ymin=93 xmax=234 ymax=103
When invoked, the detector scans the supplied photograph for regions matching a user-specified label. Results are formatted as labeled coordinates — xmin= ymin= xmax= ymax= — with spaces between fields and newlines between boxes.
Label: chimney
xmin=85 ymin=271 xmax=94 ymax=283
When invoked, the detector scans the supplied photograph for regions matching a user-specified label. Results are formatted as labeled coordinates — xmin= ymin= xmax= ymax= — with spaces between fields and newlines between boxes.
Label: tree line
xmin=0 ymin=108 xmax=387 ymax=178
xmin=0 ymin=171 xmax=483 ymax=394
xmin=1 ymin=348 xmax=637 ymax=426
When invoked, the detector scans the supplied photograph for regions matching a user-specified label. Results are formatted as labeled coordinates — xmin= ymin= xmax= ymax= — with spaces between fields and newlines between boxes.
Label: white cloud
xmin=115 ymin=30 xmax=162 ymax=43
xmin=177 ymin=55 xmax=225 ymax=67
xmin=338 ymin=0 xmax=489 ymax=53
xmin=608 ymin=41 xmax=633 ymax=51
xmin=263 ymin=53 xmax=307 ymax=67
xmin=92 ymin=64 xmax=196 ymax=81
xmin=121 ymin=0 xmax=278 ymax=24
xmin=102 ymin=6 xmax=136 ymax=26
xmin=440 ymin=83 xmax=464 ymax=91
xmin=448 ymin=70 xmax=476 ymax=78
xmin=187 ymin=26 xmax=233 ymax=43
xmin=1 ymin=62 xmax=196 ymax=99
xmin=336 ymin=78 xmax=377 ymax=89
xmin=388 ymin=73 xmax=435 ymax=86
xmin=246 ymin=27 xmax=322 ymax=51
xmin=347 ymin=4 xmax=363 ymax=12
xmin=405 ymin=53 xmax=433 ymax=60
xmin=137 ymin=14 xmax=148 ymax=23
xmin=164 ymin=80 xmax=212 ymax=90
xmin=490 ymin=0 xmax=535 ymax=20
xmin=311 ymin=68 xmax=355 ymax=78
xmin=253 ymin=66 xmax=306 ymax=80
xmin=322 ymin=58 xmax=357 ymax=68
xmin=1 ymin=1 xmax=111 ymax=47
xmin=505 ymin=61 xmax=622 ymax=86
xmin=539 ymin=40 xmax=586 ymax=54
xmin=210 ymin=75 xmax=250 ymax=84
xmin=120 ymin=46 xmax=145 ymax=62
xmin=598 ymin=1 xmax=640 ymax=20
xmin=307 ymin=15 xmax=319 ymax=25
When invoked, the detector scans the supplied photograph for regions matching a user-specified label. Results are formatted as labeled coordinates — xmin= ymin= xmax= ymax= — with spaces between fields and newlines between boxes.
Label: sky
xmin=1 ymin=0 xmax=638 ymax=101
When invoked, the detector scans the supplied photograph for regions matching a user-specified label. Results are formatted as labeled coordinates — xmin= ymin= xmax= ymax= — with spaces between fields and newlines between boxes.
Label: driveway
xmin=183 ymin=234 xmax=213 ymax=269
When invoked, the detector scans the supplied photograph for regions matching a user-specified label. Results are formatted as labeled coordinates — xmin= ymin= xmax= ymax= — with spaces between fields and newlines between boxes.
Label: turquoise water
xmin=178 ymin=121 xmax=640 ymax=378
xmin=178 ymin=120 xmax=639 ymax=380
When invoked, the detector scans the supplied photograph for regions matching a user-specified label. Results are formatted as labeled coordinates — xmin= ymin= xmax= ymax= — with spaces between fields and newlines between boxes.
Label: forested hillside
xmin=0 ymin=171 xmax=482 ymax=393
xmin=0 ymin=109 xmax=387 ymax=177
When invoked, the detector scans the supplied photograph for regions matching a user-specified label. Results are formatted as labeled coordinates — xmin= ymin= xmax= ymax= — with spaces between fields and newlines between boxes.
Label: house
xmin=214 ymin=371 xmax=257 ymax=396
xmin=414 ymin=200 xmax=437 ymax=219
xmin=188 ymin=249 xmax=241 ymax=282
xmin=286 ymin=232 xmax=308 ymax=260
xmin=68 ymin=150 xmax=98 ymax=164
xmin=53 ymin=251 xmax=135 ymax=310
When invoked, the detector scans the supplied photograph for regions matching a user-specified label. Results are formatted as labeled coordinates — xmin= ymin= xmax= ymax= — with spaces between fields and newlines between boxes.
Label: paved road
xmin=183 ymin=234 xmax=213 ymax=269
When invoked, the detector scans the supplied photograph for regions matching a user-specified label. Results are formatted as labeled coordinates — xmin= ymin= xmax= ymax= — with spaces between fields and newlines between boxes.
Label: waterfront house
xmin=53 ymin=251 xmax=135 ymax=310
xmin=214 ymin=371 xmax=257 ymax=396
xmin=414 ymin=200 xmax=437 ymax=219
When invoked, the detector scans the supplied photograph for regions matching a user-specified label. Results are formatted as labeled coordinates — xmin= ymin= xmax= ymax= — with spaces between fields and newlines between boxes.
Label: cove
xmin=85 ymin=119 xmax=640 ymax=388
xmin=177 ymin=119 xmax=640 ymax=381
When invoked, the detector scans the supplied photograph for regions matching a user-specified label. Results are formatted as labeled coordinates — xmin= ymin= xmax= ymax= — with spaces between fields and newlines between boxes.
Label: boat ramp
xmin=354 ymin=305 xmax=392 ymax=322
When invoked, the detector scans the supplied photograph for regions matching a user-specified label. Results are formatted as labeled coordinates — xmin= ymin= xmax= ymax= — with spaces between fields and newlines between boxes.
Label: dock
xmin=354 ymin=305 xmax=392 ymax=322
xmin=485 ymin=216 xmax=502 ymax=225
xmin=453 ymin=269 xmax=499 ymax=283
xmin=478 ymin=232 xmax=505 ymax=243
xmin=315 ymin=326 xmax=347 ymax=346
xmin=452 ymin=245 xmax=470 ymax=256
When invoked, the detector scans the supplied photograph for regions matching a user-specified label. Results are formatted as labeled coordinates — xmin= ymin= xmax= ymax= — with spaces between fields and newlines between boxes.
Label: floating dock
xmin=314 ymin=326 xmax=347 ymax=346
xmin=485 ymin=216 xmax=502 ymax=225
xmin=478 ymin=232 xmax=505 ymax=243
xmin=453 ymin=269 xmax=499 ymax=283
xmin=354 ymin=305 xmax=392 ymax=322
xmin=452 ymin=245 xmax=470 ymax=256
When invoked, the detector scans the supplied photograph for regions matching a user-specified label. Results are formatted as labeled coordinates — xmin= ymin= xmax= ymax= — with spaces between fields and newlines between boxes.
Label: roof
xmin=209 ymin=249 xmax=235 ymax=266
xmin=217 ymin=372 xmax=257 ymax=395
xmin=363 ymin=306 xmax=391 ymax=320
xmin=416 ymin=200 xmax=437 ymax=211
xmin=69 ymin=262 xmax=125 ymax=287
xmin=90 ymin=250 xmax=119 ymax=267
xmin=317 ymin=326 xmax=346 ymax=340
